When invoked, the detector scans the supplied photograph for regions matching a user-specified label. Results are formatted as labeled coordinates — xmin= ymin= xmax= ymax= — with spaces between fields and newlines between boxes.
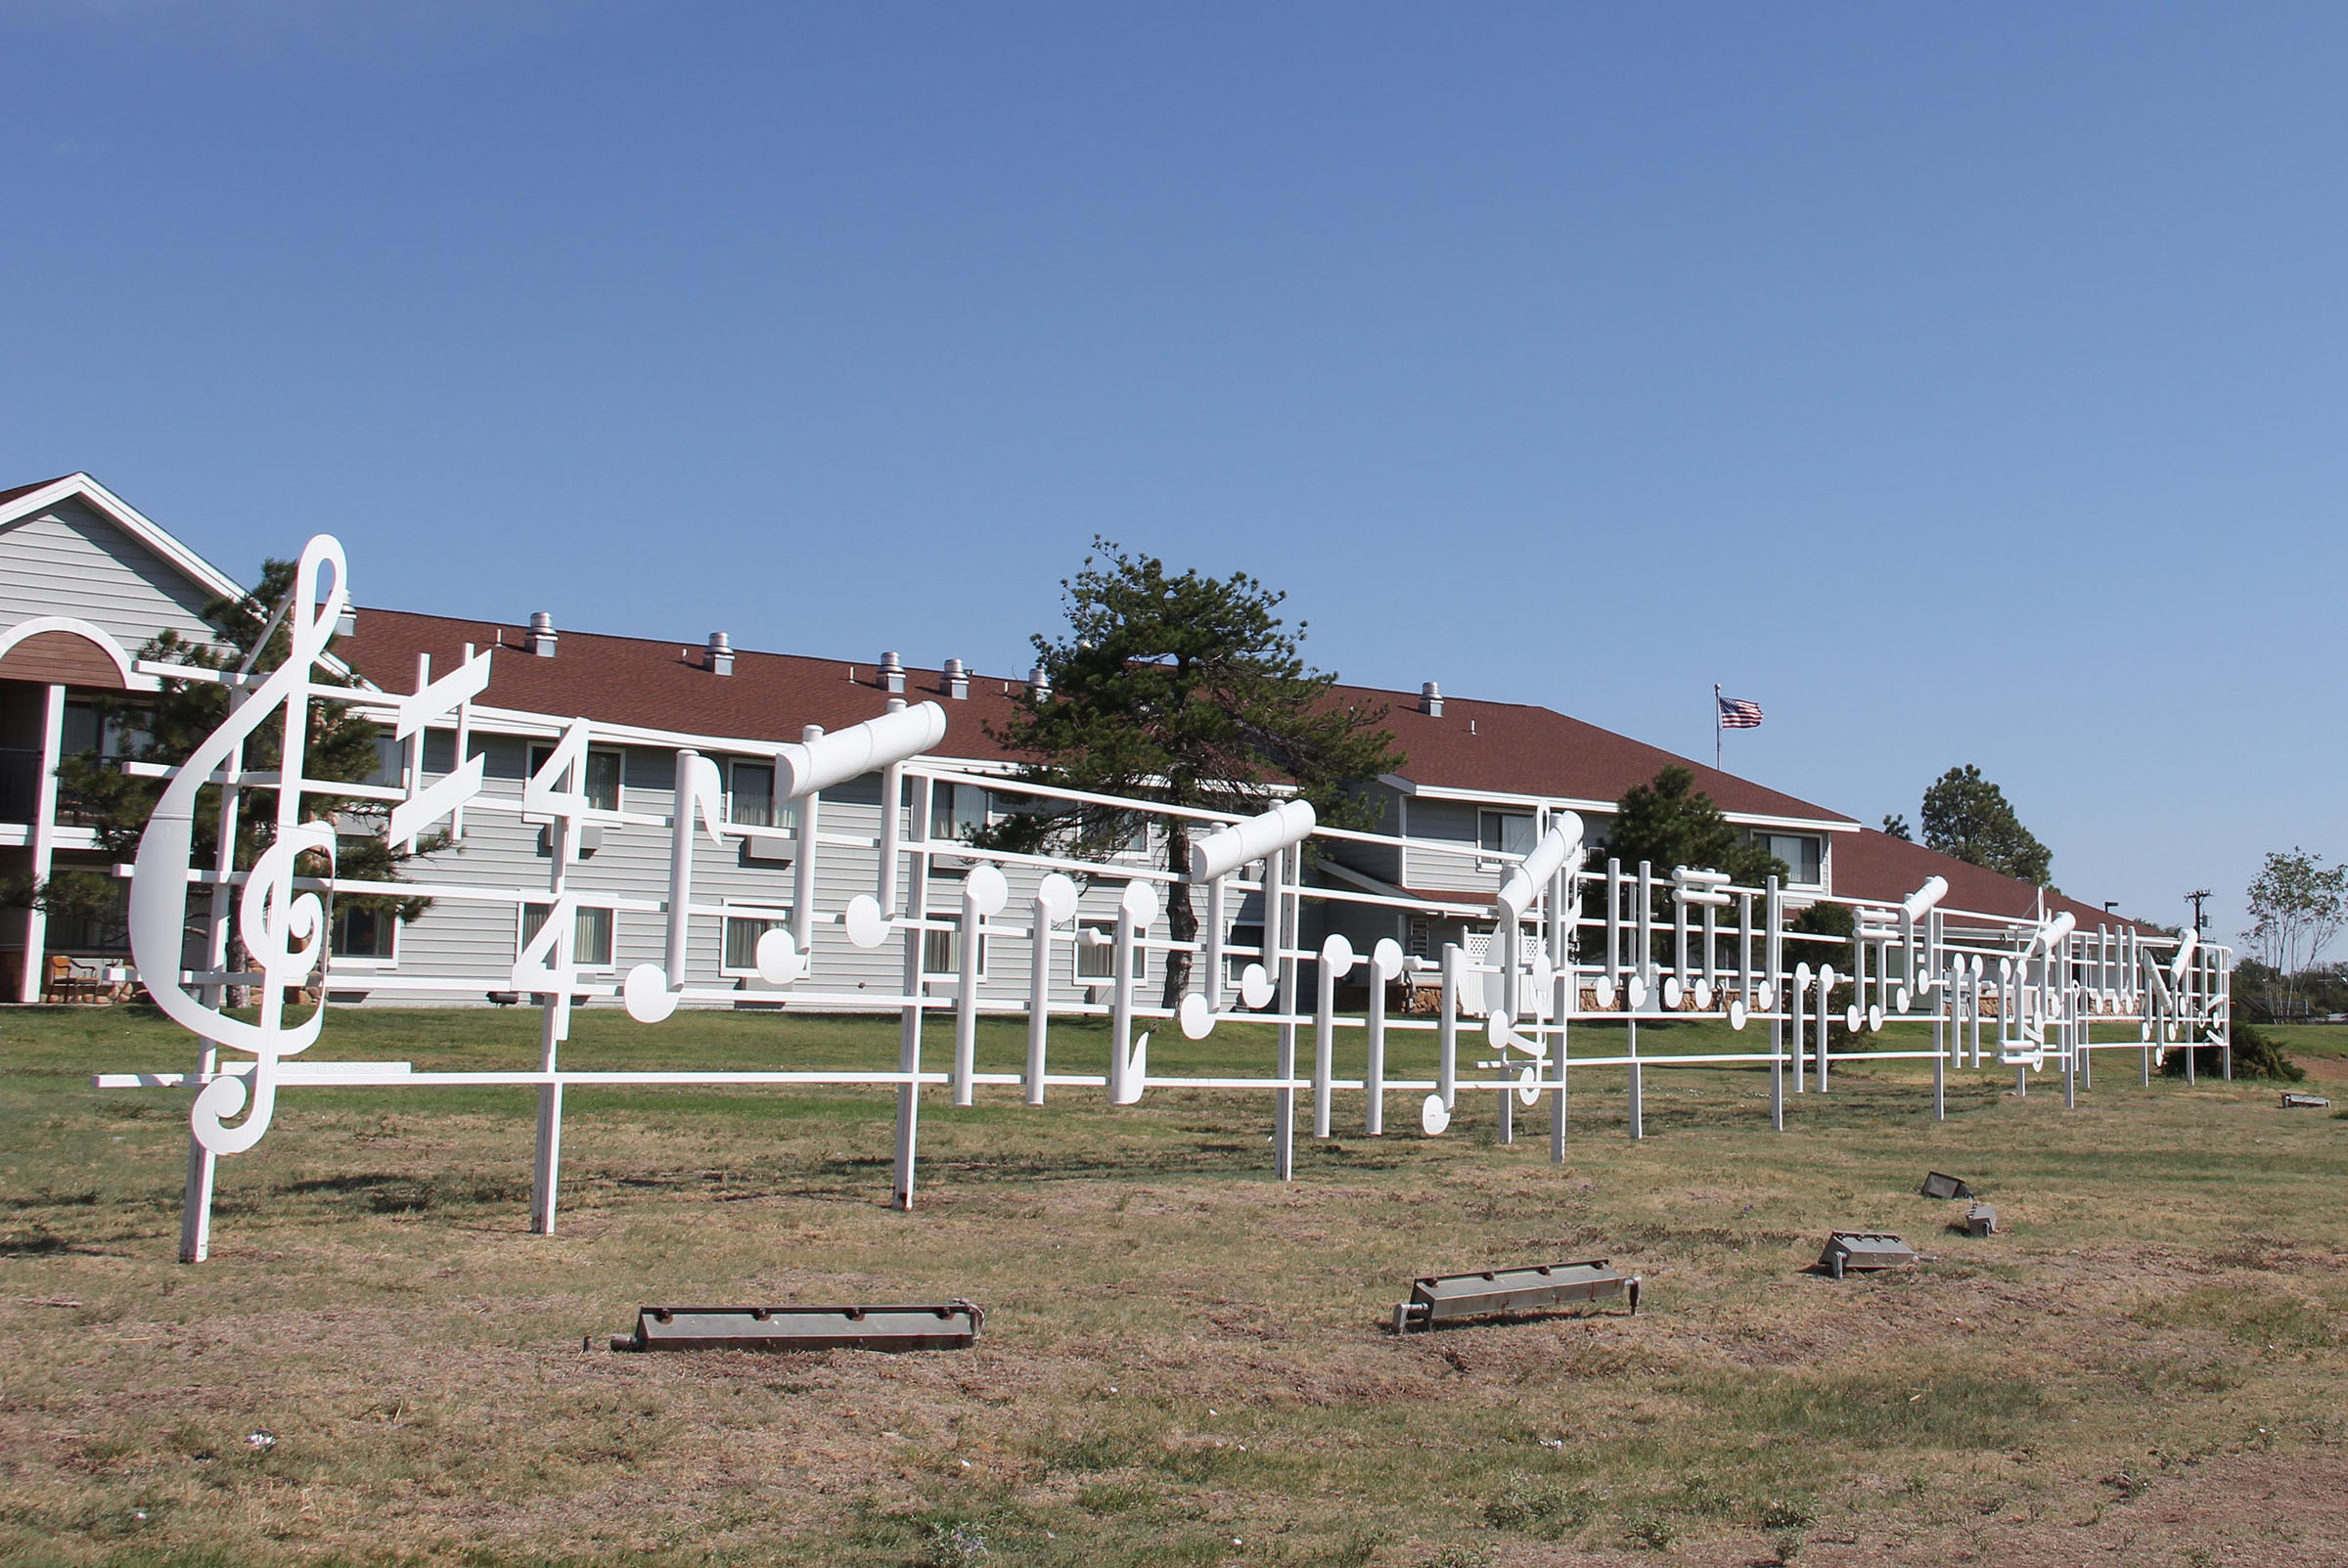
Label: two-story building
xmin=2 ymin=470 xmax=2134 ymax=1005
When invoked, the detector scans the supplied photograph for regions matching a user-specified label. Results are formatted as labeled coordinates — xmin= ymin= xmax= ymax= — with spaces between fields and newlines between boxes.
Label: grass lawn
xmin=4 ymin=1002 xmax=2347 ymax=1566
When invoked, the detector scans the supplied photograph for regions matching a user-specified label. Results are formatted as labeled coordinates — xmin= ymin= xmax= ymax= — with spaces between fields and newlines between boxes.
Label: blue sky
xmin=4 ymin=2 xmax=2341 ymax=939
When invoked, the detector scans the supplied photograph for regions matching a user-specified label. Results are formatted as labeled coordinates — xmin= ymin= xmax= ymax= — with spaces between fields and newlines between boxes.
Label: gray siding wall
xmin=0 ymin=497 xmax=224 ymax=651
xmin=346 ymin=735 xmax=1191 ymax=1012
xmin=1400 ymin=797 xmax=1498 ymax=895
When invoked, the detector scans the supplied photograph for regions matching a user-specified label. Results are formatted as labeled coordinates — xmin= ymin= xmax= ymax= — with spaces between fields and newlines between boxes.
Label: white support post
xmin=879 ymin=760 xmax=904 ymax=914
xmin=1437 ymin=941 xmax=1461 ymax=1128
xmin=892 ymin=775 xmax=934 ymax=1210
xmin=1817 ymin=963 xmax=1835 ymax=1093
xmin=1636 ymin=861 xmax=1653 ymax=990
xmin=1765 ymin=877 xmax=1784 ymax=1131
xmin=1550 ymin=855 xmax=1571 ymax=1164
xmin=1791 ymin=964 xmax=1807 ymax=1096
xmin=1931 ymin=969 xmax=1946 ymax=1121
xmin=529 ymin=796 xmax=573 ymax=1237
xmin=1496 ymin=912 xmax=1516 ymax=1144
xmin=1312 ymin=945 xmax=1337 ymax=1140
xmin=1270 ymin=845 xmax=1297 ymax=1181
xmin=1626 ymin=1012 xmax=1643 ymax=1140
xmin=953 ymin=885 xmax=983 ymax=1108
xmin=1204 ymin=874 xmax=1227 ymax=1007
xmin=17 ymin=683 xmax=64 ymax=1008
xmin=790 ymin=725 xmax=822 ymax=959
xmin=1025 ymin=890 xmax=1054 ymax=1106
xmin=180 ymin=698 xmax=248 ymax=1265
xmin=1604 ymin=858 xmax=1621 ymax=990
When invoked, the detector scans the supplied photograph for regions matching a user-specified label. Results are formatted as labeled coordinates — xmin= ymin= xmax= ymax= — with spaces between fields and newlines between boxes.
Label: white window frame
xmin=719 ymin=906 xmax=792 ymax=978
xmin=1072 ymin=919 xmax=1144 ymax=985
xmin=923 ymin=911 xmax=986 ymax=980
xmin=527 ymin=742 xmax=625 ymax=814
xmin=727 ymin=758 xmax=779 ymax=829
xmin=1761 ymin=832 xmax=1827 ymax=890
xmin=518 ymin=900 xmax=618 ymax=971
xmin=929 ymin=782 xmax=995 ymax=844
xmin=1476 ymin=809 xmax=1536 ymax=870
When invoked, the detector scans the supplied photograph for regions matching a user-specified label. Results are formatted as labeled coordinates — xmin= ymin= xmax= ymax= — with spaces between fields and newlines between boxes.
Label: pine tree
xmin=32 ymin=559 xmax=436 ymax=967
xmin=981 ymin=539 xmax=1403 ymax=1007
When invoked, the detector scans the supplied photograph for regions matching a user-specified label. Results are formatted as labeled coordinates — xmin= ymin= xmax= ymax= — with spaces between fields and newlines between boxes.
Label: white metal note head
xmin=965 ymin=864 xmax=1009 ymax=918
xmin=842 ymin=894 xmax=889 ymax=950
xmin=623 ymin=963 xmax=681 ymax=1023
xmin=1179 ymin=993 xmax=1216 ymax=1040
xmin=755 ymin=927 xmax=806 ymax=984
xmin=1035 ymin=873 xmax=1078 ymax=925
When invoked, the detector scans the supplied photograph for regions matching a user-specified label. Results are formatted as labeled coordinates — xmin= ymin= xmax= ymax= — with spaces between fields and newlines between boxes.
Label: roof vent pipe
xmin=528 ymin=611 xmax=558 ymax=657
xmin=1029 ymin=664 xmax=1052 ymax=701
xmin=944 ymin=657 xmax=969 ymax=700
xmin=880 ymin=650 xmax=906 ymax=694
xmin=705 ymin=631 xmax=734 ymax=676
xmin=1421 ymin=681 xmax=1443 ymax=717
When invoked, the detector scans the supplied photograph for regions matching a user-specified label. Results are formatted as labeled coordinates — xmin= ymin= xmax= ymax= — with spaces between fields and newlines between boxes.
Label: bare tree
xmin=2243 ymin=849 xmax=2348 ymax=1020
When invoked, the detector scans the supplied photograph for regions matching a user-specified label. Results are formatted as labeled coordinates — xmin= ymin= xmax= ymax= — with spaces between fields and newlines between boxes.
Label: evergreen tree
xmin=1602 ymin=766 xmax=1784 ymax=888
xmin=1919 ymin=764 xmax=2052 ymax=885
xmin=981 ymin=539 xmax=1403 ymax=1007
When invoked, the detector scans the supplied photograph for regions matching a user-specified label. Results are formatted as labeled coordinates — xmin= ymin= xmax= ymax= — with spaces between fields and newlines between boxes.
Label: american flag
xmin=1717 ymin=694 xmax=1764 ymax=730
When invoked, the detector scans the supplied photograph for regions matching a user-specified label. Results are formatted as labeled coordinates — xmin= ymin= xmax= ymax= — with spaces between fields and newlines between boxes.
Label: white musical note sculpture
xmin=98 ymin=532 xmax=2232 ymax=1262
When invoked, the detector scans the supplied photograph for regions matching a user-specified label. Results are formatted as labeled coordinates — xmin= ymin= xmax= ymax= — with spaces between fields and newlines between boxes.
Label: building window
xmin=1760 ymin=832 xmax=1824 ymax=887
xmin=60 ymin=700 xmax=150 ymax=761
xmin=1227 ymin=922 xmax=1266 ymax=984
xmin=360 ymin=735 xmax=403 ymax=788
xmin=929 ymin=782 xmax=992 ymax=843
xmin=519 ymin=901 xmax=615 ymax=968
xmin=528 ymin=743 xmax=623 ymax=812
xmin=1407 ymin=918 xmax=1431 ymax=958
xmin=721 ymin=911 xmax=790 ymax=974
xmin=330 ymin=902 xmax=398 ymax=962
xmin=729 ymin=760 xmax=777 ymax=828
xmin=922 ymin=913 xmax=986 ymax=978
xmin=1072 ymin=920 xmax=1146 ymax=984
xmin=1478 ymin=809 xmax=1536 ymax=867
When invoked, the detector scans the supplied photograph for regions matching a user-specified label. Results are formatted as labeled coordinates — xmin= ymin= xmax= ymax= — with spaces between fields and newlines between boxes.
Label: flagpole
xmin=1714 ymin=684 xmax=1722 ymax=772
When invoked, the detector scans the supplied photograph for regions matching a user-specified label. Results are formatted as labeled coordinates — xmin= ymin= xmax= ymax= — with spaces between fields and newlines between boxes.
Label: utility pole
xmin=2185 ymin=889 xmax=2211 ymax=935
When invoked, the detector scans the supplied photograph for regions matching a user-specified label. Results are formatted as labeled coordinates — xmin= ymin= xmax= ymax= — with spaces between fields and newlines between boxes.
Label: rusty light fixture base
xmin=1392 ymin=1260 xmax=1640 ymax=1333
xmin=610 ymin=1301 xmax=983 ymax=1353
xmin=1819 ymin=1232 xmax=1919 ymax=1279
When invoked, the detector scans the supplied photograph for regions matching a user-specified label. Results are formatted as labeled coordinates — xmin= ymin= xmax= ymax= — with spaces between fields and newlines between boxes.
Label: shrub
xmin=2160 ymin=1019 xmax=2303 ymax=1083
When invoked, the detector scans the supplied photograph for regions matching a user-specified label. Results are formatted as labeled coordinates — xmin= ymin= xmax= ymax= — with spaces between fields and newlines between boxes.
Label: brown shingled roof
xmin=336 ymin=607 xmax=1035 ymax=759
xmin=320 ymin=608 xmax=2144 ymax=929
xmin=339 ymin=607 xmax=1860 ymax=828
xmin=1831 ymin=826 xmax=2157 ymax=933
xmin=0 ymin=474 xmax=75 ymax=508
xmin=1334 ymin=684 xmax=1854 ymax=825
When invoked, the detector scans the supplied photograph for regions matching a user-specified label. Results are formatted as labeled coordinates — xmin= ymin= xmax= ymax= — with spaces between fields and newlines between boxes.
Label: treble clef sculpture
xmin=129 ymin=535 xmax=348 ymax=1156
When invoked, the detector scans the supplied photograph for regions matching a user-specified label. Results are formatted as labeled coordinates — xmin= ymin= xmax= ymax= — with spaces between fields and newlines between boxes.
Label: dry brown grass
xmin=5 ymin=1005 xmax=2348 ymax=1565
